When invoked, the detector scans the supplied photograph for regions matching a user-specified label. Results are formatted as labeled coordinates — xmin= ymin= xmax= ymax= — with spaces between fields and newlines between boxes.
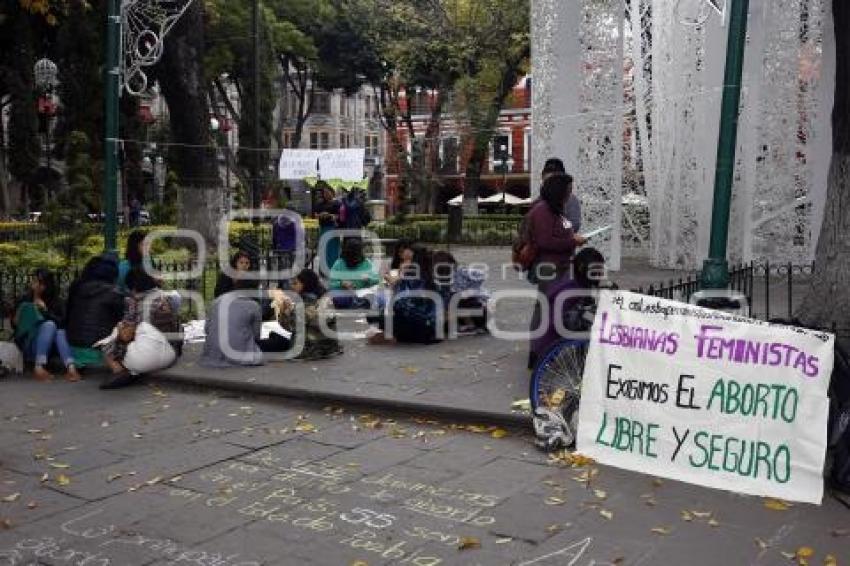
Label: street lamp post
xmin=499 ymin=144 xmax=514 ymax=208
xmin=701 ymin=0 xmax=750 ymax=289
xmin=34 ymin=58 xmax=58 ymax=203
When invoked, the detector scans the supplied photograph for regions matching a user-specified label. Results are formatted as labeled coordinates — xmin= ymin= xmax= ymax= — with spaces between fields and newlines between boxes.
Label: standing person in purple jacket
xmin=527 ymin=173 xmax=586 ymax=368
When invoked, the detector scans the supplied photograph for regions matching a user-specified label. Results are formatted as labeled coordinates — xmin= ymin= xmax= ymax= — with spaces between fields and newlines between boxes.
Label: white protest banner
xmin=576 ymin=291 xmax=834 ymax=504
xmin=279 ymin=149 xmax=320 ymax=180
xmin=318 ymin=148 xmax=365 ymax=181
xmin=279 ymin=149 xmax=365 ymax=182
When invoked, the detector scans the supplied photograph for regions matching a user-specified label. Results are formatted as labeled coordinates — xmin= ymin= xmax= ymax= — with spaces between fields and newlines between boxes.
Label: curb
xmin=153 ymin=372 xmax=531 ymax=429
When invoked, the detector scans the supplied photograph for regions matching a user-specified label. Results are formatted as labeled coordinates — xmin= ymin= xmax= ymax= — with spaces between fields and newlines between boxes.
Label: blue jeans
xmin=28 ymin=321 xmax=74 ymax=368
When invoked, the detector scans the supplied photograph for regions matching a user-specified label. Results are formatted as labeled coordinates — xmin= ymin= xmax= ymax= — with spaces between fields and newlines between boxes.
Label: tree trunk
xmin=154 ymin=1 xmax=221 ymax=244
xmin=420 ymin=90 xmax=446 ymax=214
xmin=797 ymin=0 xmax=850 ymax=350
xmin=0 ymin=101 xmax=9 ymax=214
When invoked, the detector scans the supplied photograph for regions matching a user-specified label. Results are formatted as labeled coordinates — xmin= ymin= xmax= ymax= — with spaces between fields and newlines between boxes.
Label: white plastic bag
xmin=123 ymin=322 xmax=176 ymax=376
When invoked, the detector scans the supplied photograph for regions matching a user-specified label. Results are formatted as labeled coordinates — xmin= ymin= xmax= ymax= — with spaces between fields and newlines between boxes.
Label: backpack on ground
xmin=827 ymin=341 xmax=850 ymax=494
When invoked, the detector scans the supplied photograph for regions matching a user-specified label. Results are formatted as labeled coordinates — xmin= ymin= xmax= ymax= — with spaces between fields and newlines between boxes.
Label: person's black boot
xmin=100 ymin=370 xmax=139 ymax=390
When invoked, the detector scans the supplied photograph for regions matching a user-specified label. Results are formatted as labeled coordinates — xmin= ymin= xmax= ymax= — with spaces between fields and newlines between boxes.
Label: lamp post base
xmin=700 ymin=257 xmax=730 ymax=290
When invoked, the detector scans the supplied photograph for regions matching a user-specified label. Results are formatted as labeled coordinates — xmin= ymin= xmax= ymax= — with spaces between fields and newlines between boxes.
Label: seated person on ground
xmin=385 ymin=239 xmax=415 ymax=285
xmin=531 ymin=247 xmax=606 ymax=365
xmin=201 ymin=278 xmax=266 ymax=368
xmin=214 ymin=250 xmax=253 ymax=299
xmin=125 ymin=267 xmax=183 ymax=354
xmin=328 ymin=238 xmax=379 ymax=309
xmin=369 ymin=246 xmax=442 ymax=346
xmin=431 ymin=250 xmax=490 ymax=334
xmin=65 ymin=255 xmax=126 ymax=368
xmin=12 ymin=268 xmax=80 ymax=382
xmin=278 ymin=269 xmax=342 ymax=360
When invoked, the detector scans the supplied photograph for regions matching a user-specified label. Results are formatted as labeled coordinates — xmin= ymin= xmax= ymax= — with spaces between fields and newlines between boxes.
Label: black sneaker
xmin=100 ymin=371 xmax=140 ymax=390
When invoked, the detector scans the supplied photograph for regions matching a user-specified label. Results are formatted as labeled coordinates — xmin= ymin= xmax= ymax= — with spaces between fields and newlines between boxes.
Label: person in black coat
xmin=65 ymin=255 xmax=126 ymax=351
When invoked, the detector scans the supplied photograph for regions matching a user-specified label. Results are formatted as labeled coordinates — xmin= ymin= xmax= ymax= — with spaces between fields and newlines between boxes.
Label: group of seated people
xmin=10 ymin=230 xmax=181 ymax=388
xmin=7 ymin=231 xmax=492 ymax=381
xmin=200 ymin=238 xmax=490 ymax=368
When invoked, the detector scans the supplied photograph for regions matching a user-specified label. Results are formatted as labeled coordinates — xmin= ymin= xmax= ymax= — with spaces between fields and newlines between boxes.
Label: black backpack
xmin=827 ymin=341 xmax=850 ymax=494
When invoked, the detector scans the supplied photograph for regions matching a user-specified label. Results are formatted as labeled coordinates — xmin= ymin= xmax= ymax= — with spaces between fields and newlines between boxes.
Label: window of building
xmin=439 ymin=137 xmax=459 ymax=174
xmin=365 ymin=135 xmax=380 ymax=157
xmin=312 ymin=92 xmax=331 ymax=114
xmin=320 ymin=132 xmax=330 ymax=150
xmin=309 ymin=132 xmax=319 ymax=150
xmin=364 ymin=96 xmax=372 ymax=119
xmin=284 ymin=132 xmax=293 ymax=149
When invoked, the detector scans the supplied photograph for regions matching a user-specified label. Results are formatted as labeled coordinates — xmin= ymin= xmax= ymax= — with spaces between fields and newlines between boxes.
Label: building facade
xmin=280 ymin=83 xmax=386 ymax=198
xmin=383 ymin=78 xmax=532 ymax=214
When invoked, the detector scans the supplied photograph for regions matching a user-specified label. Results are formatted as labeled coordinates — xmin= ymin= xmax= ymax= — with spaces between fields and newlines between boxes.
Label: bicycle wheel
xmin=530 ymin=340 xmax=588 ymax=438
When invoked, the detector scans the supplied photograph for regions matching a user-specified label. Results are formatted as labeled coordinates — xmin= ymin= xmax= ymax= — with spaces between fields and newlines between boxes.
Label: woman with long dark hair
xmin=329 ymin=238 xmax=379 ymax=291
xmin=214 ymin=250 xmax=253 ymax=298
xmin=12 ymin=269 xmax=80 ymax=382
xmin=278 ymin=269 xmax=342 ymax=360
xmin=118 ymin=230 xmax=149 ymax=292
xmin=525 ymin=173 xmax=587 ymax=368
xmin=369 ymin=246 xmax=442 ymax=345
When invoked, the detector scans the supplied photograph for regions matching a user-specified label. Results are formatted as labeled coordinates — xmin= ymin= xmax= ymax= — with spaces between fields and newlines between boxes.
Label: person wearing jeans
xmin=13 ymin=269 xmax=80 ymax=382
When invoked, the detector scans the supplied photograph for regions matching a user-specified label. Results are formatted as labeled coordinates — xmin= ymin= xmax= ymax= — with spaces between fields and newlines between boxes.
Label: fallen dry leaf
xmin=691 ymin=511 xmax=713 ymax=519
xmin=402 ymin=366 xmax=420 ymax=375
xmin=708 ymin=519 xmax=720 ymax=528
xmin=781 ymin=551 xmax=797 ymax=560
xmin=681 ymin=511 xmax=694 ymax=522
xmin=48 ymin=463 xmax=70 ymax=469
xmin=546 ymin=524 xmax=563 ymax=533
xmin=491 ymin=428 xmax=509 ymax=439
xmin=39 ymin=474 xmax=48 ymax=484
xmin=26 ymin=501 xmax=37 ymax=510
xmin=545 ymin=497 xmax=566 ymax=506
xmin=651 ymin=527 xmax=672 ymax=536
xmin=796 ymin=547 xmax=814 ymax=559
xmin=755 ymin=538 xmax=769 ymax=550
xmin=495 ymin=538 xmax=512 ymax=545
xmin=458 ymin=537 xmax=481 ymax=551
xmin=56 ymin=474 xmax=71 ymax=486
xmin=652 ymin=478 xmax=663 ymax=488
xmin=824 ymin=555 xmax=837 ymax=566
xmin=831 ymin=528 xmax=849 ymax=537
xmin=599 ymin=509 xmax=614 ymax=521
xmin=764 ymin=498 xmax=793 ymax=511
xmin=645 ymin=498 xmax=658 ymax=507
xmin=594 ymin=489 xmax=608 ymax=500
xmin=350 ymin=562 xmax=369 ymax=566
xmin=0 ymin=518 xmax=11 ymax=530
xmin=1 ymin=493 xmax=20 ymax=503
xmin=295 ymin=422 xmax=317 ymax=433
xmin=613 ymin=558 xmax=625 ymax=565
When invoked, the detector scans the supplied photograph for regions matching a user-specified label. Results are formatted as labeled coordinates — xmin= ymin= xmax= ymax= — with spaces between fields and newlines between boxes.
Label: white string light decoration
xmin=121 ymin=0 xmax=196 ymax=96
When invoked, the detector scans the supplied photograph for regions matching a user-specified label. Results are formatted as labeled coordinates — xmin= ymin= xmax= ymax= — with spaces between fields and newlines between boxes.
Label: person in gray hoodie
xmin=200 ymin=279 xmax=265 ymax=368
